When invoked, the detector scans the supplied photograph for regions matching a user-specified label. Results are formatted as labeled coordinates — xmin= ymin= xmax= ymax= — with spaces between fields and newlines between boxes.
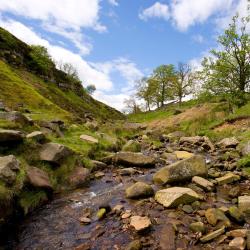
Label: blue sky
xmin=0 ymin=0 xmax=248 ymax=110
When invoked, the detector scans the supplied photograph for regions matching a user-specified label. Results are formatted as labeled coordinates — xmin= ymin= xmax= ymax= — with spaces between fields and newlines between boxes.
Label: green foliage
xmin=86 ymin=84 xmax=96 ymax=95
xmin=238 ymin=155 xmax=250 ymax=168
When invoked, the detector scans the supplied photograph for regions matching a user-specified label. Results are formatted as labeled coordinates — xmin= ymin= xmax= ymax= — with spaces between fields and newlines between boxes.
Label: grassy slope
xmin=0 ymin=59 xmax=123 ymax=122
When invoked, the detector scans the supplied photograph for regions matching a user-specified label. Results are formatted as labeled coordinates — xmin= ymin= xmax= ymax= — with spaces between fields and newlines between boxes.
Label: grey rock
xmin=0 ymin=129 xmax=23 ymax=143
xmin=126 ymin=182 xmax=154 ymax=199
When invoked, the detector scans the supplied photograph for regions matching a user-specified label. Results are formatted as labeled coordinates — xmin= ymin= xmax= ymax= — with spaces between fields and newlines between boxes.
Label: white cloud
xmin=139 ymin=2 xmax=170 ymax=21
xmin=108 ymin=0 xmax=118 ymax=6
xmin=0 ymin=0 xmax=106 ymax=54
xmin=192 ymin=34 xmax=204 ymax=43
xmin=170 ymin=0 xmax=233 ymax=31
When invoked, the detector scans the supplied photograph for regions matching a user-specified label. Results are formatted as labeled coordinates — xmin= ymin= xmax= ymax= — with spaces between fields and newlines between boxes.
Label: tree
xmin=29 ymin=45 xmax=54 ymax=76
xmin=153 ymin=64 xmax=176 ymax=107
xmin=123 ymin=96 xmax=141 ymax=114
xmin=200 ymin=14 xmax=250 ymax=108
xmin=173 ymin=62 xmax=194 ymax=105
xmin=86 ymin=84 xmax=96 ymax=95
xmin=59 ymin=62 xmax=80 ymax=81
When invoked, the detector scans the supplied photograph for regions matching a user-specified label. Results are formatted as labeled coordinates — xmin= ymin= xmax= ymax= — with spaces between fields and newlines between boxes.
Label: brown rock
xmin=68 ymin=167 xmax=90 ymax=188
xmin=130 ymin=216 xmax=151 ymax=232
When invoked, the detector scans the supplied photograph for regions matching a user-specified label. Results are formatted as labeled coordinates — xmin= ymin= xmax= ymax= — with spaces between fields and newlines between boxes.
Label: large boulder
xmin=179 ymin=136 xmax=214 ymax=151
xmin=0 ymin=129 xmax=23 ymax=143
xmin=217 ymin=137 xmax=239 ymax=148
xmin=27 ymin=167 xmax=53 ymax=191
xmin=153 ymin=155 xmax=207 ymax=185
xmin=68 ymin=167 xmax=90 ymax=188
xmin=26 ymin=131 xmax=46 ymax=143
xmin=39 ymin=143 xmax=71 ymax=164
xmin=155 ymin=187 xmax=200 ymax=208
xmin=0 ymin=111 xmax=31 ymax=125
xmin=114 ymin=152 xmax=155 ymax=168
xmin=0 ymin=155 xmax=20 ymax=185
xmin=126 ymin=182 xmax=154 ymax=199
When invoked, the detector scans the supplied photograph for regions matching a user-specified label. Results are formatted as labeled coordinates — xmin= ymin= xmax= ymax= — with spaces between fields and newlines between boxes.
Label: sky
xmin=0 ymin=0 xmax=249 ymax=111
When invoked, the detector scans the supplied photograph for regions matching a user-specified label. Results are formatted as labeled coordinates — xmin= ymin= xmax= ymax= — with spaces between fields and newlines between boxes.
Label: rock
xmin=229 ymin=237 xmax=246 ymax=250
xmin=94 ymin=171 xmax=105 ymax=178
xmin=161 ymin=152 xmax=178 ymax=162
xmin=122 ymin=140 xmax=141 ymax=152
xmin=229 ymin=186 xmax=240 ymax=198
xmin=0 ymin=155 xmax=20 ymax=185
xmin=217 ymin=137 xmax=239 ymax=148
xmin=174 ymin=151 xmax=194 ymax=159
xmin=0 ymin=129 xmax=23 ymax=143
xmin=27 ymin=167 xmax=53 ymax=190
xmin=40 ymin=142 xmax=71 ymax=164
xmin=205 ymin=208 xmax=231 ymax=227
xmin=97 ymin=208 xmax=106 ymax=220
xmin=79 ymin=217 xmax=91 ymax=224
xmin=167 ymin=131 xmax=185 ymax=142
xmin=200 ymin=226 xmax=225 ymax=243
xmin=91 ymin=160 xmax=107 ymax=171
xmin=159 ymin=223 xmax=176 ymax=250
xmin=182 ymin=205 xmax=193 ymax=214
xmin=26 ymin=131 xmax=46 ymax=143
xmin=119 ymin=168 xmax=138 ymax=176
xmin=80 ymin=134 xmax=98 ymax=144
xmin=227 ymin=229 xmax=248 ymax=238
xmin=229 ymin=206 xmax=245 ymax=223
xmin=130 ymin=216 xmax=151 ymax=232
xmin=126 ymin=182 xmax=154 ymax=199
xmin=114 ymin=152 xmax=155 ymax=168
xmin=113 ymin=204 xmax=123 ymax=213
xmin=216 ymin=173 xmax=240 ymax=185
xmin=189 ymin=222 xmax=206 ymax=234
xmin=0 ymin=111 xmax=31 ymax=125
xmin=155 ymin=187 xmax=200 ymax=208
xmin=68 ymin=167 xmax=90 ymax=188
xmin=241 ymin=141 xmax=250 ymax=156
xmin=192 ymin=176 xmax=214 ymax=191
xmin=179 ymin=136 xmax=202 ymax=145
xmin=121 ymin=211 xmax=132 ymax=219
xmin=153 ymin=155 xmax=207 ymax=185
xmin=238 ymin=196 xmax=250 ymax=214
xmin=125 ymin=240 xmax=142 ymax=250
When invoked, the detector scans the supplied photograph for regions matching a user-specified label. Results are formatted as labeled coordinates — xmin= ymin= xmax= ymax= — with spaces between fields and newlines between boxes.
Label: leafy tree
xmin=86 ymin=84 xmax=96 ymax=95
xmin=173 ymin=62 xmax=194 ymax=105
xmin=153 ymin=64 xmax=176 ymax=107
xmin=200 ymin=14 xmax=250 ymax=108
xmin=29 ymin=45 xmax=54 ymax=76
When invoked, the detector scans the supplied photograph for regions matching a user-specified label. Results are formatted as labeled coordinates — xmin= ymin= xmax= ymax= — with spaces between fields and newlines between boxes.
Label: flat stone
xmin=26 ymin=131 xmax=45 ymax=142
xmin=0 ymin=129 xmax=23 ymax=143
xmin=200 ymin=226 xmax=225 ymax=243
xmin=174 ymin=151 xmax=194 ymax=159
xmin=79 ymin=217 xmax=91 ymax=224
xmin=91 ymin=160 xmax=107 ymax=171
xmin=119 ymin=168 xmax=138 ymax=176
xmin=155 ymin=187 xmax=200 ymax=208
xmin=27 ymin=167 xmax=53 ymax=190
xmin=153 ymin=155 xmax=207 ymax=185
xmin=40 ymin=142 xmax=71 ymax=164
xmin=229 ymin=206 xmax=245 ymax=223
xmin=229 ymin=237 xmax=246 ymax=250
xmin=217 ymin=137 xmax=239 ymax=148
xmin=80 ymin=134 xmax=98 ymax=144
xmin=216 ymin=173 xmax=240 ymax=185
xmin=121 ymin=211 xmax=132 ymax=219
xmin=126 ymin=182 xmax=154 ymax=199
xmin=227 ymin=229 xmax=248 ymax=238
xmin=130 ymin=216 xmax=151 ymax=232
xmin=238 ymin=196 xmax=250 ymax=214
xmin=114 ymin=152 xmax=155 ymax=168
xmin=159 ymin=223 xmax=176 ymax=250
xmin=192 ymin=176 xmax=214 ymax=191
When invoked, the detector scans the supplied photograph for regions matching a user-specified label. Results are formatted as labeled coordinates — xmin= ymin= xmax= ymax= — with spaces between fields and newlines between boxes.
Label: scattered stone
xmin=229 ymin=206 xmax=245 ymax=223
xmin=174 ymin=151 xmax=194 ymax=159
xmin=0 ymin=129 xmax=23 ymax=143
xmin=161 ymin=152 xmax=178 ymax=162
xmin=94 ymin=171 xmax=105 ymax=178
xmin=205 ymin=208 xmax=231 ymax=227
xmin=114 ymin=152 xmax=155 ymax=168
xmin=113 ymin=204 xmax=123 ymax=213
xmin=217 ymin=137 xmax=239 ymax=148
xmin=200 ymin=227 xmax=225 ymax=243
xmin=97 ymin=208 xmax=106 ymax=220
xmin=126 ymin=182 xmax=154 ymax=199
xmin=238 ymin=196 xmax=250 ymax=214
xmin=227 ymin=229 xmax=248 ymax=238
xmin=125 ymin=240 xmax=142 ymax=250
xmin=216 ymin=173 xmax=240 ymax=185
xmin=229 ymin=237 xmax=246 ymax=250
xmin=122 ymin=140 xmax=141 ymax=152
xmin=192 ymin=201 xmax=201 ymax=210
xmin=40 ymin=142 xmax=71 ymax=164
xmin=79 ymin=217 xmax=91 ymax=224
xmin=68 ymin=167 xmax=90 ymax=188
xmin=90 ymin=160 xmax=107 ymax=171
xmin=119 ymin=168 xmax=138 ymax=176
xmin=241 ymin=141 xmax=250 ymax=156
xmin=182 ymin=205 xmax=193 ymax=214
xmin=26 ymin=131 xmax=45 ymax=142
xmin=229 ymin=186 xmax=241 ymax=198
xmin=80 ymin=134 xmax=98 ymax=144
xmin=192 ymin=176 xmax=214 ymax=191
xmin=189 ymin=222 xmax=206 ymax=234
xmin=155 ymin=187 xmax=200 ymax=208
xmin=130 ymin=216 xmax=151 ymax=232
xmin=27 ymin=167 xmax=53 ymax=190
xmin=153 ymin=155 xmax=207 ymax=185
xmin=0 ymin=111 xmax=31 ymax=125
xmin=0 ymin=155 xmax=20 ymax=185
xmin=121 ymin=211 xmax=132 ymax=219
